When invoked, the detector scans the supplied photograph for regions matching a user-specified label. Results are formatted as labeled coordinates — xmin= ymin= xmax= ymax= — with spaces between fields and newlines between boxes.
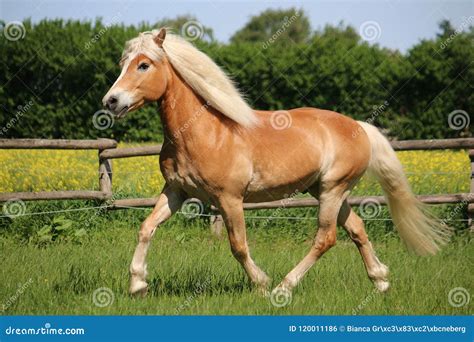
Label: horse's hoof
xmin=130 ymin=280 xmax=148 ymax=297
xmin=374 ymin=279 xmax=390 ymax=293
xmin=257 ymin=287 xmax=270 ymax=298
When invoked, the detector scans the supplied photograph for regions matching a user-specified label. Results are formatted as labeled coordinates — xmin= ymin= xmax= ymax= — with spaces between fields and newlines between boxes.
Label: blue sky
xmin=1 ymin=0 xmax=472 ymax=52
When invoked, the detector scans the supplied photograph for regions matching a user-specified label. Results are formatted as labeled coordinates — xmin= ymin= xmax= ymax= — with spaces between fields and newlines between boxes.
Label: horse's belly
xmin=244 ymin=172 xmax=319 ymax=202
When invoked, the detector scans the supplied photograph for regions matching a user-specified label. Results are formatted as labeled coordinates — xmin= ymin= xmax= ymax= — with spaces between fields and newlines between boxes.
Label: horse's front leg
xmin=217 ymin=195 xmax=270 ymax=293
xmin=130 ymin=184 xmax=184 ymax=296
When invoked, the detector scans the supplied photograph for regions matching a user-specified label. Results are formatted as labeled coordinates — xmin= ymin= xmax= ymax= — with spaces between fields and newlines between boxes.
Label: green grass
xmin=0 ymin=211 xmax=472 ymax=315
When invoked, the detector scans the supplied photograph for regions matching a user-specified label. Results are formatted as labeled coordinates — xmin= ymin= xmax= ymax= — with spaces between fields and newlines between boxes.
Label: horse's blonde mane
xmin=122 ymin=29 xmax=259 ymax=127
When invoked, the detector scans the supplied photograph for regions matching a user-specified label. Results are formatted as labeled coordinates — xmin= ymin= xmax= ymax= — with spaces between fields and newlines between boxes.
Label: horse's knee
xmin=314 ymin=229 xmax=337 ymax=253
xmin=346 ymin=215 xmax=369 ymax=246
xmin=138 ymin=220 xmax=157 ymax=243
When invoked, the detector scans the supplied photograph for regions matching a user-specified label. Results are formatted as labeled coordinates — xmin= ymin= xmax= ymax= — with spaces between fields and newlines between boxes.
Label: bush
xmin=0 ymin=19 xmax=472 ymax=141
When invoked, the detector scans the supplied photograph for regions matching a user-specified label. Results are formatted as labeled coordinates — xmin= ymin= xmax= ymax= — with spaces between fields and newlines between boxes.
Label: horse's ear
xmin=154 ymin=28 xmax=166 ymax=48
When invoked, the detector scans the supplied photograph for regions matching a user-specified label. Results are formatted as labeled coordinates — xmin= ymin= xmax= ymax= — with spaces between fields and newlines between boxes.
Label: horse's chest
xmin=160 ymin=156 xmax=201 ymax=194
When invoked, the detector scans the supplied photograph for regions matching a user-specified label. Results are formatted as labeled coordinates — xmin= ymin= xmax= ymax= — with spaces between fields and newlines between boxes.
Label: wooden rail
xmin=0 ymin=138 xmax=117 ymax=201
xmin=110 ymin=193 xmax=474 ymax=209
xmin=99 ymin=145 xmax=162 ymax=159
xmin=390 ymin=138 xmax=474 ymax=151
xmin=0 ymin=191 xmax=110 ymax=202
xmin=0 ymin=137 xmax=473 ymax=233
xmin=0 ymin=138 xmax=117 ymax=150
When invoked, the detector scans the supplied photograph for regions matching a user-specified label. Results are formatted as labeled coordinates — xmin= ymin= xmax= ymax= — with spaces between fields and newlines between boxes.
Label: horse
xmin=102 ymin=28 xmax=450 ymax=298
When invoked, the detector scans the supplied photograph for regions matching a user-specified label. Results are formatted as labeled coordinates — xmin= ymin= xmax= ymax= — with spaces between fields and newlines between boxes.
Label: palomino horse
xmin=103 ymin=29 xmax=449 ymax=298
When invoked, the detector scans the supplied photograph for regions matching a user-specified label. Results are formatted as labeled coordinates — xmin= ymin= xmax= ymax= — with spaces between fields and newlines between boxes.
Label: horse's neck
xmin=160 ymin=68 xmax=233 ymax=149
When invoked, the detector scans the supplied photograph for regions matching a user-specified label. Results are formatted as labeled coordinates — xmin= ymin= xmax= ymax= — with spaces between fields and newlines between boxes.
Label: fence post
xmin=210 ymin=214 xmax=224 ymax=238
xmin=98 ymin=139 xmax=113 ymax=197
xmin=468 ymin=149 xmax=474 ymax=231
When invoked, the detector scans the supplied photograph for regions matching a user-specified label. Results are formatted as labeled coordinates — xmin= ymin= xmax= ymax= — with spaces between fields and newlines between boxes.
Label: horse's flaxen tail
xmin=357 ymin=121 xmax=452 ymax=255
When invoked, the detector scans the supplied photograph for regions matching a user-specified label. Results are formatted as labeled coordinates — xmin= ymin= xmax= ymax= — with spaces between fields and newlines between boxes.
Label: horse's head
xmin=102 ymin=29 xmax=169 ymax=118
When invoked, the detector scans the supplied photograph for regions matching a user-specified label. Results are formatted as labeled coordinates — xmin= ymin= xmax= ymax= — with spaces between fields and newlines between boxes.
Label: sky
xmin=1 ymin=0 xmax=473 ymax=52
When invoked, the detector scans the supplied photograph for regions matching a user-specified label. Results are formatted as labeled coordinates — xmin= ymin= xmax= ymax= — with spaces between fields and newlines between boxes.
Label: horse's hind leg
xmin=273 ymin=184 xmax=348 ymax=295
xmin=129 ymin=185 xmax=184 ymax=296
xmin=338 ymin=200 xmax=389 ymax=292
xmin=217 ymin=195 xmax=270 ymax=292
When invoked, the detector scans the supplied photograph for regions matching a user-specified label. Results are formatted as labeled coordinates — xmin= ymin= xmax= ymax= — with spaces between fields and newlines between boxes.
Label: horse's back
xmin=243 ymin=107 xmax=371 ymax=199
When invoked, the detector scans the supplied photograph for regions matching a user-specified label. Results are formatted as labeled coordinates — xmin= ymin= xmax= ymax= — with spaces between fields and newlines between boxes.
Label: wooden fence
xmin=1 ymin=138 xmax=473 ymax=234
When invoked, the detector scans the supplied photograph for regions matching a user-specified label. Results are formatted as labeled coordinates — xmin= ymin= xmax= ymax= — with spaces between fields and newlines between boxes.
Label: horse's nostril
xmin=106 ymin=96 xmax=118 ymax=110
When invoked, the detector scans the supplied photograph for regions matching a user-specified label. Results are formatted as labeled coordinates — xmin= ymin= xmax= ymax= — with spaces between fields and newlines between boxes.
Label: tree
xmin=311 ymin=23 xmax=360 ymax=46
xmin=154 ymin=15 xmax=214 ymax=42
xmin=230 ymin=8 xmax=311 ymax=44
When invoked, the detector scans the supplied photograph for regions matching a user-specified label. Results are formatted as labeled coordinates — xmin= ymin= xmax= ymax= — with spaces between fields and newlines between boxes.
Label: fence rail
xmin=1 ymin=137 xmax=473 ymax=233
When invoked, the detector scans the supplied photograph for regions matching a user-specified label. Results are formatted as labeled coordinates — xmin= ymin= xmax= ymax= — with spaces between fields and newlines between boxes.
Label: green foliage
xmin=230 ymin=8 xmax=311 ymax=44
xmin=29 ymin=215 xmax=86 ymax=246
xmin=0 ymin=18 xmax=472 ymax=141
xmin=154 ymin=15 xmax=214 ymax=42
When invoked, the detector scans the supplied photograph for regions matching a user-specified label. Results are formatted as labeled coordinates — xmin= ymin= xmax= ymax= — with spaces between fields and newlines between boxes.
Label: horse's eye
xmin=138 ymin=63 xmax=149 ymax=71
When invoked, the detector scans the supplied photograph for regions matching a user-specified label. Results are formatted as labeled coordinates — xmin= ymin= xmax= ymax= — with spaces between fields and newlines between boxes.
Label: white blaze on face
xmin=102 ymin=54 xmax=137 ymax=116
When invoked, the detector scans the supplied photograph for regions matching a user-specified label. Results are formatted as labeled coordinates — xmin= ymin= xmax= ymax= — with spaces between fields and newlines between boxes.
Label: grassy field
xmin=0 ymin=148 xmax=473 ymax=315
xmin=0 ymin=216 xmax=472 ymax=315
